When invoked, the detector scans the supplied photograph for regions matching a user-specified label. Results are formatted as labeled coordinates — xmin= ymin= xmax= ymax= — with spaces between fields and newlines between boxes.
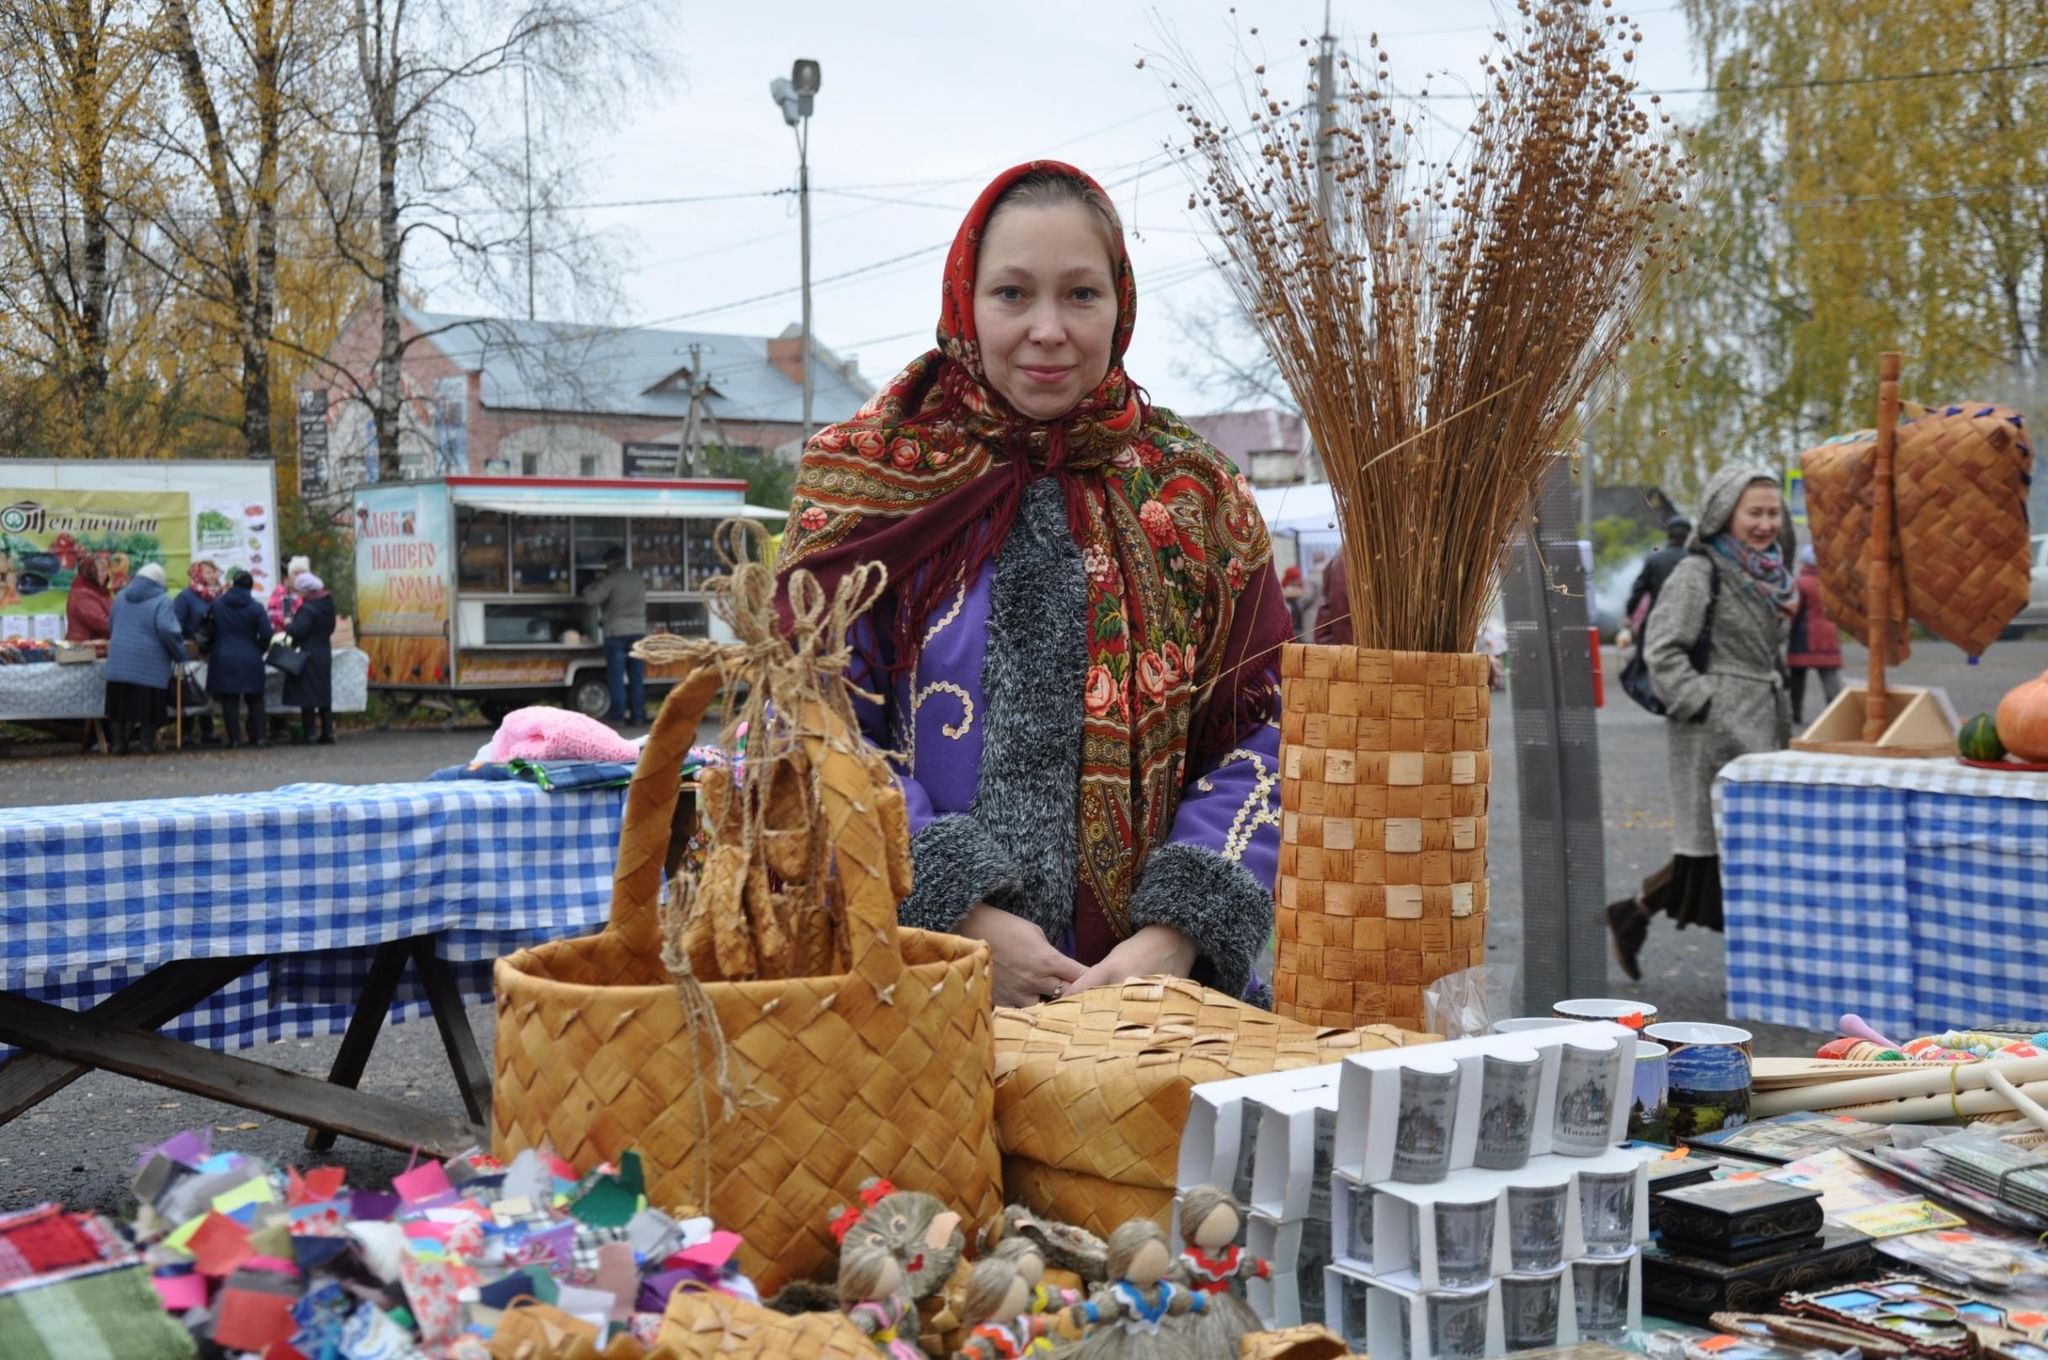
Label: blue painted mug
xmin=1646 ymin=1022 xmax=1752 ymax=1138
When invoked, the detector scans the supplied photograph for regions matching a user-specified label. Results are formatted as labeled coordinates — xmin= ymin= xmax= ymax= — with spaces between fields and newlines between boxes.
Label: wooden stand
xmin=1793 ymin=683 xmax=1961 ymax=758
xmin=1792 ymin=350 xmax=1957 ymax=758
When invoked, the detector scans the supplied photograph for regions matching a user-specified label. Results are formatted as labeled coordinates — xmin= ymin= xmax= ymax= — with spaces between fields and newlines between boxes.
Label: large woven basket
xmin=1273 ymin=645 xmax=1490 ymax=1030
xmin=1239 ymin=1324 xmax=1360 ymax=1360
xmin=1803 ymin=402 xmax=2034 ymax=659
xmin=656 ymin=1283 xmax=875 ymax=1358
xmin=992 ymin=977 xmax=1421 ymax=1236
xmin=493 ymin=663 xmax=1003 ymax=1293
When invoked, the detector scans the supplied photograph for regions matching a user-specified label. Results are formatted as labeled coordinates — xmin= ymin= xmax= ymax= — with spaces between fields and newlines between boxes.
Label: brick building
xmin=297 ymin=302 xmax=873 ymax=496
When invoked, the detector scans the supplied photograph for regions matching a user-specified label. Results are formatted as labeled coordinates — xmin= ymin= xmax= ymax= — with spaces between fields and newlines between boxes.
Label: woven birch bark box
xmin=1274 ymin=645 xmax=1490 ymax=1032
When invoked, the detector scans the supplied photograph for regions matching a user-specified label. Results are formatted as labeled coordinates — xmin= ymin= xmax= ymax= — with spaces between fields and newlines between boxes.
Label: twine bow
xmin=629 ymin=521 xmax=893 ymax=1205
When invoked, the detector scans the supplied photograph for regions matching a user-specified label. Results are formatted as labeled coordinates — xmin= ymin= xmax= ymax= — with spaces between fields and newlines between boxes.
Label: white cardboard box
xmin=1365 ymin=1147 xmax=1649 ymax=1290
xmin=1246 ymin=1214 xmax=1332 ymax=1328
xmin=1249 ymin=1084 xmax=1342 ymax=1222
xmin=1179 ymin=1063 xmax=1344 ymax=1195
xmin=1327 ymin=1244 xmax=1642 ymax=1356
xmin=1334 ymin=1022 xmax=1635 ymax=1184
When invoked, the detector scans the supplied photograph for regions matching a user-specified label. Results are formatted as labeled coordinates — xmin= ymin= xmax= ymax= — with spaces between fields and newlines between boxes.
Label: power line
xmin=1403 ymin=53 xmax=2048 ymax=99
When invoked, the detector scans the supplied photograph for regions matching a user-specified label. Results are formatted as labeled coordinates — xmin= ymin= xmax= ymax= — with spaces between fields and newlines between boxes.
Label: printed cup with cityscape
xmin=1573 ymin=1257 xmax=1631 ymax=1341
xmin=1550 ymin=1040 xmax=1620 ymax=1156
xmin=1501 ymin=1271 xmax=1563 ymax=1351
xmin=1429 ymin=1289 xmax=1491 ymax=1360
xmin=1414 ymin=1199 xmax=1496 ymax=1289
xmin=1577 ymin=1168 xmax=1636 ymax=1257
xmin=1474 ymin=1048 xmax=1542 ymax=1171
xmin=1392 ymin=1059 xmax=1463 ymax=1183
xmin=1346 ymin=1182 xmax=1375 ymax=1265
xmin=1506 ymin=1182 xmax=1567 ymax=1273
xmin=1629 ymin=1041 xmax=1671 ymax=1143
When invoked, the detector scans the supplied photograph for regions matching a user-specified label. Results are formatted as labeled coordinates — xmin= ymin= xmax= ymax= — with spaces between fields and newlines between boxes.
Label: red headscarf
xmin=778 ymin=161 xmax=1288 ymax=934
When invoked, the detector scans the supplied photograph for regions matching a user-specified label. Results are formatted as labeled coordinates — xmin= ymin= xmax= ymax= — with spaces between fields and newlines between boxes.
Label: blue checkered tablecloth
xmin=1716 ymin=752 xmax=2048 ymax=1036
xmin=0 ymin=779 xmax=625 ymax=1051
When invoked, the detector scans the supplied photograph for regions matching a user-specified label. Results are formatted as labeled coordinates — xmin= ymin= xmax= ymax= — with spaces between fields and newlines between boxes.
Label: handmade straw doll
xmin=840 ymin=1244 xmax=924 ymax=1360
xmin=954 ymin=1258 xmax=1061 ymax=1359
xmin=1172 ymin=1185 xmax=1269 ymax=1359
xmin=831 ymin=1177 xmax=967 ymax=1308
xmin=993 ymin=1236 xmax=1081 ymax=1320
xmin=1064 ymin=1219 xmax=1206 ymax=1360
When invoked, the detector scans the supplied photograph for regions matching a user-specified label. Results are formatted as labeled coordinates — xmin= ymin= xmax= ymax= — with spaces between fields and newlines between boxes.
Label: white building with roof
xmin=296 ymin=301 xmax=874 ymax=494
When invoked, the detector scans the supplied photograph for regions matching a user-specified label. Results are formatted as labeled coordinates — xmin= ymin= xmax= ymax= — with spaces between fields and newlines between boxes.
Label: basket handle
xmin=607 ymin=667 xmax=909 ymax=994
xmin=793 ymin=695 xmax=907 ymax=990
xmin=608 ymin=661 xmax=724 ymax=951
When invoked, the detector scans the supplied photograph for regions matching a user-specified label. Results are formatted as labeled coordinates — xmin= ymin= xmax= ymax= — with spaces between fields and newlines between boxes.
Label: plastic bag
xmin=1423 ymin=964 xmax=1516 ymax=1039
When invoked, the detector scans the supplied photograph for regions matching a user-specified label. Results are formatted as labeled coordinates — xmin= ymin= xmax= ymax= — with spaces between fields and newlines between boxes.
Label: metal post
xmin=1315 ymin=0 xmax=1335 ymax=225
xmin=1504 ymin=460 xmax=1611 ymax=1010
xmin=798 ymin=119 xmax=814 ymax=447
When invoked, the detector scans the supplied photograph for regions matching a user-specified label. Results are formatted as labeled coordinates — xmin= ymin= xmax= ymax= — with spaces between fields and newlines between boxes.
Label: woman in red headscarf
xmin=777 ymin=162 xmax=1292 ymax=1009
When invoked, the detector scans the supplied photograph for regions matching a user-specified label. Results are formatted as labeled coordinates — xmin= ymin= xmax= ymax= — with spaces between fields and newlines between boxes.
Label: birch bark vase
xmin=1274 ymin=644 xmax=1491 ymax=1031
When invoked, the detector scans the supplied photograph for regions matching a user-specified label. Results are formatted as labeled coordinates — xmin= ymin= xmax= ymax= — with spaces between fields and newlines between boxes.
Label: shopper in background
xmin=1787 ymin=544 xmax=1843 ymax=726
xmin=269 ymin=554 xmax=311 ymax=632
xmin=103 ymin=563 xmax=186 ymax=755
xmin=173 ymin=560 xmax=220 ymax=746
xmin=208 ymin=571 xmax=271 ymax=748
xmin=282 ymin=571 xmax=337 ymax=745
xmin=581 ymin=545 xmax=649 ymax=726
xmin=64 ymin=556 xmax=112 ymax=642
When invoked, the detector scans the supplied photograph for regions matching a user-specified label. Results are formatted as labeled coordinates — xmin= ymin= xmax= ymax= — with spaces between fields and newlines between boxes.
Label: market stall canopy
xmin=1253 ymin=481 xmax=1338 ymax=536
xmin=449 ymin=493 xmax=789 ymax=520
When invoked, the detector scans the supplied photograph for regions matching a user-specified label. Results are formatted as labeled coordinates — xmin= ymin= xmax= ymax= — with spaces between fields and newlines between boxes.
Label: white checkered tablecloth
xmin=0 ymin=649 xmax=370 ymax=720
xmin=0 ymin=779 xmax=625 ymax=1051
xmin=1715 ymin=752 xmax=2048 ymax=1036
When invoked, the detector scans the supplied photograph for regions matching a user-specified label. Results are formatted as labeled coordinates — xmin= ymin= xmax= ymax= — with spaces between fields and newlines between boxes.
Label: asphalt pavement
xmin=2 ymin=636 xmax=2038 ymax=1214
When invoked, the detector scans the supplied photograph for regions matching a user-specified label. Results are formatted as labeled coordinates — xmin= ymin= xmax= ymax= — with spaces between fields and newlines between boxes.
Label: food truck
xmin=352 ymin=476 xmax=786 ymax=719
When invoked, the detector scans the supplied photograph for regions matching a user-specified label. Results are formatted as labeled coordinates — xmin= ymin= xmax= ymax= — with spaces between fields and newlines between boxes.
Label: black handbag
xmin=192 ymin=611 xmax=216 ymax=656
xmin=266 ymin=639 xmax=308 ymax=677
xmin=1620 ymin=554 xmax=1719 ymax=717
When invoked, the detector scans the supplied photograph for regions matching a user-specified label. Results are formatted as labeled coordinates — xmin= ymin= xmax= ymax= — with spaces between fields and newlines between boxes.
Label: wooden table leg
xmin=0 ymin=989 xmax=483 ymax=1156
xmin=303 ymin=937 xmax=411 ymax=1151
xmin=0 ymin=956 xmax=261 ymax=1124
xmin=410 ymin=939 xmax=492 ymax=1130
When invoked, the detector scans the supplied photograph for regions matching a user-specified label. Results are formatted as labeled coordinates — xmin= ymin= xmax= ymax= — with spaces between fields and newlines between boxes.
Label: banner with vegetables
xmin=0 ymin=490 xmax=194 ymax=632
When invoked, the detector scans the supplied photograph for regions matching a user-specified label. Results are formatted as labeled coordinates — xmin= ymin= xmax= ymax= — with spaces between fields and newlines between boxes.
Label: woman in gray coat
xmin=1606 ymin=464 xmax=1796 ymax=980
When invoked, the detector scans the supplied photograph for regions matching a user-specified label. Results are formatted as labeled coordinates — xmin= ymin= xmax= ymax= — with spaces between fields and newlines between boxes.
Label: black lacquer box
xmin=1642 ymin=1224 xmax=1878 ymax=1323
xmin=1652 ymin=1178 xmax=1825 ymax=1258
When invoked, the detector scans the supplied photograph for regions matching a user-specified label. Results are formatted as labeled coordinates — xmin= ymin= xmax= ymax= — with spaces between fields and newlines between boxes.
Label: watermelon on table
xmin=1960 ymin=712 xmax=2007 ymax=763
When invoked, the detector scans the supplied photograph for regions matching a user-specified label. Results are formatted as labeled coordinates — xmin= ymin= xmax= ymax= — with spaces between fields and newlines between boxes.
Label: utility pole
xmin=1315 ymin=0 xmax=1336 ymax=225
xmin=799 ymin=122 xmax=813 ymax=445
xmin=522 ymin=63 xmax=535 ymax=321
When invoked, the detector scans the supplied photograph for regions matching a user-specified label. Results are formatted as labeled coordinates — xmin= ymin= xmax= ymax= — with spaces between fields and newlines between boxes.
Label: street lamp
xmin=770 ymin=59 xmax=821 ymax=445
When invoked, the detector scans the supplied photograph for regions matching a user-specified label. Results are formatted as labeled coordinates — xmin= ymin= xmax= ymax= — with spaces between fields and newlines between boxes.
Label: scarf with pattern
xmin=1707 ymin=533 xmax=1799 ymax=617
xmin=776 ymin=160 xmax=1288 ymax=935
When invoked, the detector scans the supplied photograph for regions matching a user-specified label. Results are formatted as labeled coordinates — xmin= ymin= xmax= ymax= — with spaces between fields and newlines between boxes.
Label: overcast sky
xmin=440 ymin=1 xmax=1705 ymax=416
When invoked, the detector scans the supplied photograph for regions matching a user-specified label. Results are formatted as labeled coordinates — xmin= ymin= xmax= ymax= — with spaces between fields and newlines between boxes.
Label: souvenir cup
xmin=1629 ymin=1041 xmax=1671 ymax=1143
xmin=1554 ymin=998 xmax=1658 ymax=1030
xmin=1572 ymin=1256 xmax=1631 ymax=1342
xmin=1298 ymin=1216 xmax=1332 ymax=1319
xmin=1231 ymin=1111 xmax=1260 ymax=1206
xmin=1577 ymin=1168 xmax=1636 ymax=1257
xmin=1346 ymin=1182 xmax=1375 ymax=1266
xmin=1492 ymin=1016 xmax=1575 ymax=1035
xmin=1429 ymin=1289 xmax=1491 ymax=1360
xmin=1410 ymin=1198 xmax=1495 ymax=1289
xmin=1550 ymin=1038 xmax=1622 ymax=1156
xmin=1501 ymin=1271 xmax=1563 ymax=1351
xmin=1339 ymin=1272 xmax=1373 ymax=1353
xmin=1506 ymin=1183 xmax=1567 ymax=1273
xmin=1310 ymin=1108 xmax=1337 ymax=1220
xmin=1392 ymin=1056 xmax=1462 ymax=1183
xmin=1648 ymin=1022 xmax=1754 ymax=1140
xmin=1473 ymin=1047 xmax=1543 ymax=1171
